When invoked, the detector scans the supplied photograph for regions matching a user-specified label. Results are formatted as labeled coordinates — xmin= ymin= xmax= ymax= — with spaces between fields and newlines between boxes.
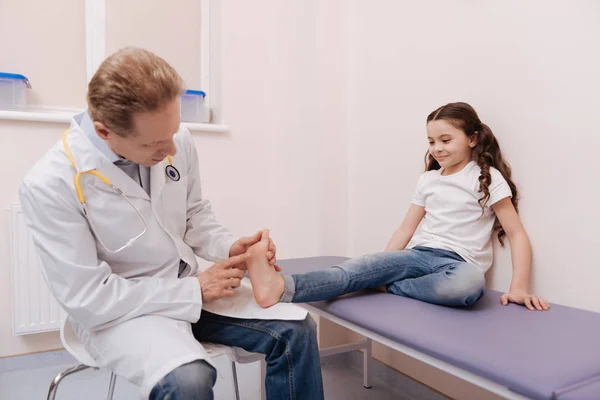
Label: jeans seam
xmin=285 ymin=346 xmax=296 ymax=400
xmin=200 ymin=315 xmax=296 ymax=399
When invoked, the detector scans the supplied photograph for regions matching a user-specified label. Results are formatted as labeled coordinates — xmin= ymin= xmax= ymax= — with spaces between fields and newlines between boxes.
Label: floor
xmin=0 ymin=350 xmax=445 ymax=399
xmin=321 ymin=358 xmax=407 ymax=400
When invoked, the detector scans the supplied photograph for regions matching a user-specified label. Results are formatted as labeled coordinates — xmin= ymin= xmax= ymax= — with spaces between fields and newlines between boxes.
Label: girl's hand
xmin=500 ymin=291 xmax=550 ymax=311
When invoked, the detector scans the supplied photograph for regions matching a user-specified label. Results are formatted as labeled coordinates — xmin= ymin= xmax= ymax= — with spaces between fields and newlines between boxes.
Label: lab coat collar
xmin=150 ymin=161 xmax=168 ymax=203
xmin=66 ymin=113 xmax=151 ymax=200
xmin=79 ymin=111 xmax=121 ymax=163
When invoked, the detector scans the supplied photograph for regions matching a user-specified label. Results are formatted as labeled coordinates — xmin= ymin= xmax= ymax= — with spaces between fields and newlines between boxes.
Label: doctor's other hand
xmin=230 ymin=230 xmax=280 ymax=271
xmin=197 ymin=254 xmax=248 ymax=303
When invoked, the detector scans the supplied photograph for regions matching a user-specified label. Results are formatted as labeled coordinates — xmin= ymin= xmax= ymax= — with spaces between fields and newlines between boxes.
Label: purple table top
xmin=279 ymin=256 xmax=600 ymax=400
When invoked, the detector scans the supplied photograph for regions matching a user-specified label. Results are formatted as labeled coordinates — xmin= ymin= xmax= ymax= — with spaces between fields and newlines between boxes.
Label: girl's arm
xmin=385 ymin=204 xmax=426 ymax=251
xmin=492 ymin=197 xmax=550 ymax=311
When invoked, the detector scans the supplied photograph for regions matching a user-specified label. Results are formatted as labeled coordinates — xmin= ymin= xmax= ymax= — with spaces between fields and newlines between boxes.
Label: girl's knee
xmin=463 ymin=287 xmax=485 ymax=306
xmin=437 ymin=264 xmax=485 ymax=306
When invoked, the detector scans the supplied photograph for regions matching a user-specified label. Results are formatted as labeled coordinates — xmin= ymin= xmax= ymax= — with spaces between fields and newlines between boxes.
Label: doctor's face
xmin=96 ymin=98 xmax=180 ymax=167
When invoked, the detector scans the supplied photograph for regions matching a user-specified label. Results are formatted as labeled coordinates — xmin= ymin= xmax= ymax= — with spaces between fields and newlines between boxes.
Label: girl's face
xmin=427 ymin=119 xmax=477 ymax=174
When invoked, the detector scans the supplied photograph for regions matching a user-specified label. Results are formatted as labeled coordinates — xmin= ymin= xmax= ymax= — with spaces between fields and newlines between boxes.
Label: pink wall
xmin=105 ymin=0 xmax=203 ymax=90
xmin=194 ymin=0 xmax=348 ymax=264
xmin=344 ymin=1 xmax=600 ymax=397
xmin=0 ymin=0 xmax=87 ymax=108
xmin=0 ymin=0 xmax=348 ymax=358
xmin=346 ymin=0 xmax=600 ymax=312
xmin=0 ymin=121 xmax=67 ymax=357
xmin=2 ymin=2 xmax=598 ymax=398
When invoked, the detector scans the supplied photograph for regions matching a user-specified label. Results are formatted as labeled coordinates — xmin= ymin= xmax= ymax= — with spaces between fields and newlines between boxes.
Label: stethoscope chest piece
xmin=165 ymin=165 xmax=180 ymax=181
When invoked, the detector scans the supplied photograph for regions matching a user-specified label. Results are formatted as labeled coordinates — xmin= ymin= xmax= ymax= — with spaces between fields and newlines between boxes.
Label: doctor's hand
xmin=197 ymin=254 xmax=248 ymax=303
xmin=230 ymin=230 xmax=281 ymax=271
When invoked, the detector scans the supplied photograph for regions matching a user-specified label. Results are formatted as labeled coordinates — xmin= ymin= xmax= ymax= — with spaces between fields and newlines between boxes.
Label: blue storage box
xmin=0 ymin=72 xmax=30 ymax=110
xmin=180 ymin=89 xmax=208 ymax=123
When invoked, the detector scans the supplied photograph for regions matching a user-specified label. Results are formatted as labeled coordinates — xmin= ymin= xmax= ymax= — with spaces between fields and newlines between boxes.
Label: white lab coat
xmin=19 ymin=116 xmax=307 ymax=399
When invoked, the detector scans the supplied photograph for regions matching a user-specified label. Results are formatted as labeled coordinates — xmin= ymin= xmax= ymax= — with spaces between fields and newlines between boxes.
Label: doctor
xmin=19 ymin=47 xmax=323 ymax=400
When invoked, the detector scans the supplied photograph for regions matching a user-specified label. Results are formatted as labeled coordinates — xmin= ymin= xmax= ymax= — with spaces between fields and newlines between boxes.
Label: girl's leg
xmin=281 ymin=249 xmax=431 ymax=303
xmin=386 ymin=261 xmax=485 ymax=307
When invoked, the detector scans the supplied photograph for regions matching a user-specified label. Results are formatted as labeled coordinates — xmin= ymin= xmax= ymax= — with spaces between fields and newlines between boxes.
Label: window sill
xmin=184 ymin=122 xmax=230 ymax=134
xmin=0 ymin=109 xmax=230 ymax=134
xmin=0 ymin=109 xmax=77 ymax=124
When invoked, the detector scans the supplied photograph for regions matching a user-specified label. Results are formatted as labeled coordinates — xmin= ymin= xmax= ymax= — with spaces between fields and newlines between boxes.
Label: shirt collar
xmin=77 ymin=111 xmax=122 ymax=164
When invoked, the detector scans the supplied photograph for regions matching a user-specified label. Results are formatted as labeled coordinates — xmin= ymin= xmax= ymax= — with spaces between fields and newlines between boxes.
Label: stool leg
xmin=47 ymin=364 xmax=90 ymax=400
xmin=363 ymin=338 xmax=373 ymax=389
xmin=260 ymin=359 xmax=267 ymax=400
xmin=230 ymin=362 xmax=241 ymax=400
xmin=107 ymin=372 xmax=117 ymax=400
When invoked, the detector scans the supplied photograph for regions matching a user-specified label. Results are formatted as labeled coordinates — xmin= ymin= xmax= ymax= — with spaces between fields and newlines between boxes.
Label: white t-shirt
xmin=407 ymin=161 xmax=512 ymax=272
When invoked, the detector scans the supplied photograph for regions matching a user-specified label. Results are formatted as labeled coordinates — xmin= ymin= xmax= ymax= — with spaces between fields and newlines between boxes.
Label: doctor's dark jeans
xmin=150 ymin=311 xmax=324 ymax=400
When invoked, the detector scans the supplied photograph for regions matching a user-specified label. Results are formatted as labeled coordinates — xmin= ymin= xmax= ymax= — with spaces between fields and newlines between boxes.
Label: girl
xmin=247 ymin=102 xmax=549 ymax=311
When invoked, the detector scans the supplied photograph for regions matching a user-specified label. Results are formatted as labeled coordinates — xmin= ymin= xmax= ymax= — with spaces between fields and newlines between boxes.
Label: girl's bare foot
xmin=375 ymin=285 xmax=388 ymax=293
xmin=246 ymin=229 xmax=285 ymax=308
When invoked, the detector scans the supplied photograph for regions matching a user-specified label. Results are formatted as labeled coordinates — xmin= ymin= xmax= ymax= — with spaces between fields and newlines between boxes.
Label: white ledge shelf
xmin=0 ymin=110 xmax=230 ymax=134
xmin=0 ymin=109 xmax=76 ymax=124
xmin=184 ymin=122 xmax=230 ymax=133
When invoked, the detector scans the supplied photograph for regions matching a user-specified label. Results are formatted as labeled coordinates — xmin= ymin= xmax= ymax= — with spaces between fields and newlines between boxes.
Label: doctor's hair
xmin=424 ymin=102 xmax=519 ymax=245
xmin=87 ymin=47 xmax=183 ymax=137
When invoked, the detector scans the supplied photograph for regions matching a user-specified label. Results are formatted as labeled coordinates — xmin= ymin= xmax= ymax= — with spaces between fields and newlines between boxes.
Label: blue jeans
xmin=150 ymin=360 xmax=216 ymax=400
xmin=150 ymin=311 xmax=323 ymax=400
xmin=282 ymin=246 xmax=485 ymax=307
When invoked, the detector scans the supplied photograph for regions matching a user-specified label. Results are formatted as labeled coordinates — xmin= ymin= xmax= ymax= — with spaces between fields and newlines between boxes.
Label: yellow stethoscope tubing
xmin=61 ymin=129 xmax=171 ymax=253
xmin=61 ymin=129 xmax=172 ymax=204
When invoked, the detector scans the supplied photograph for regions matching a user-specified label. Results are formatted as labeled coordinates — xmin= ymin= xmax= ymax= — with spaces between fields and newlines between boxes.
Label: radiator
xmin=9 ymin=203 xmax=65 ymax=335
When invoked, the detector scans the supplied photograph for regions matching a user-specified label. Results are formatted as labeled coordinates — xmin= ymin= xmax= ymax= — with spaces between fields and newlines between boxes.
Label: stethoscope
xmin=62 ymin=129 xmax=181 ymax=253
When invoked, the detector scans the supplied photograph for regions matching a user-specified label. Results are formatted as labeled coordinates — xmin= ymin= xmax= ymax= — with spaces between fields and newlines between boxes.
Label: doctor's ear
xmin=93 ymin=121 xmax=113 ymax=141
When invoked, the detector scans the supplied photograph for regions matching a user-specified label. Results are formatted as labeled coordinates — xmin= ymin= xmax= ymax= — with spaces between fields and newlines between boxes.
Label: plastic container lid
xmin=184 ymin=89 xmax=206 ymax=97
xmin=0 ymin=72 xmax=31 ymax=88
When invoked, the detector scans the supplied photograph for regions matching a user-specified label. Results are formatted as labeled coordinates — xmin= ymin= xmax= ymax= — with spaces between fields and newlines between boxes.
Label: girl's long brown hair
xmin=425 ymin=102 xmax=518 ymax=245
